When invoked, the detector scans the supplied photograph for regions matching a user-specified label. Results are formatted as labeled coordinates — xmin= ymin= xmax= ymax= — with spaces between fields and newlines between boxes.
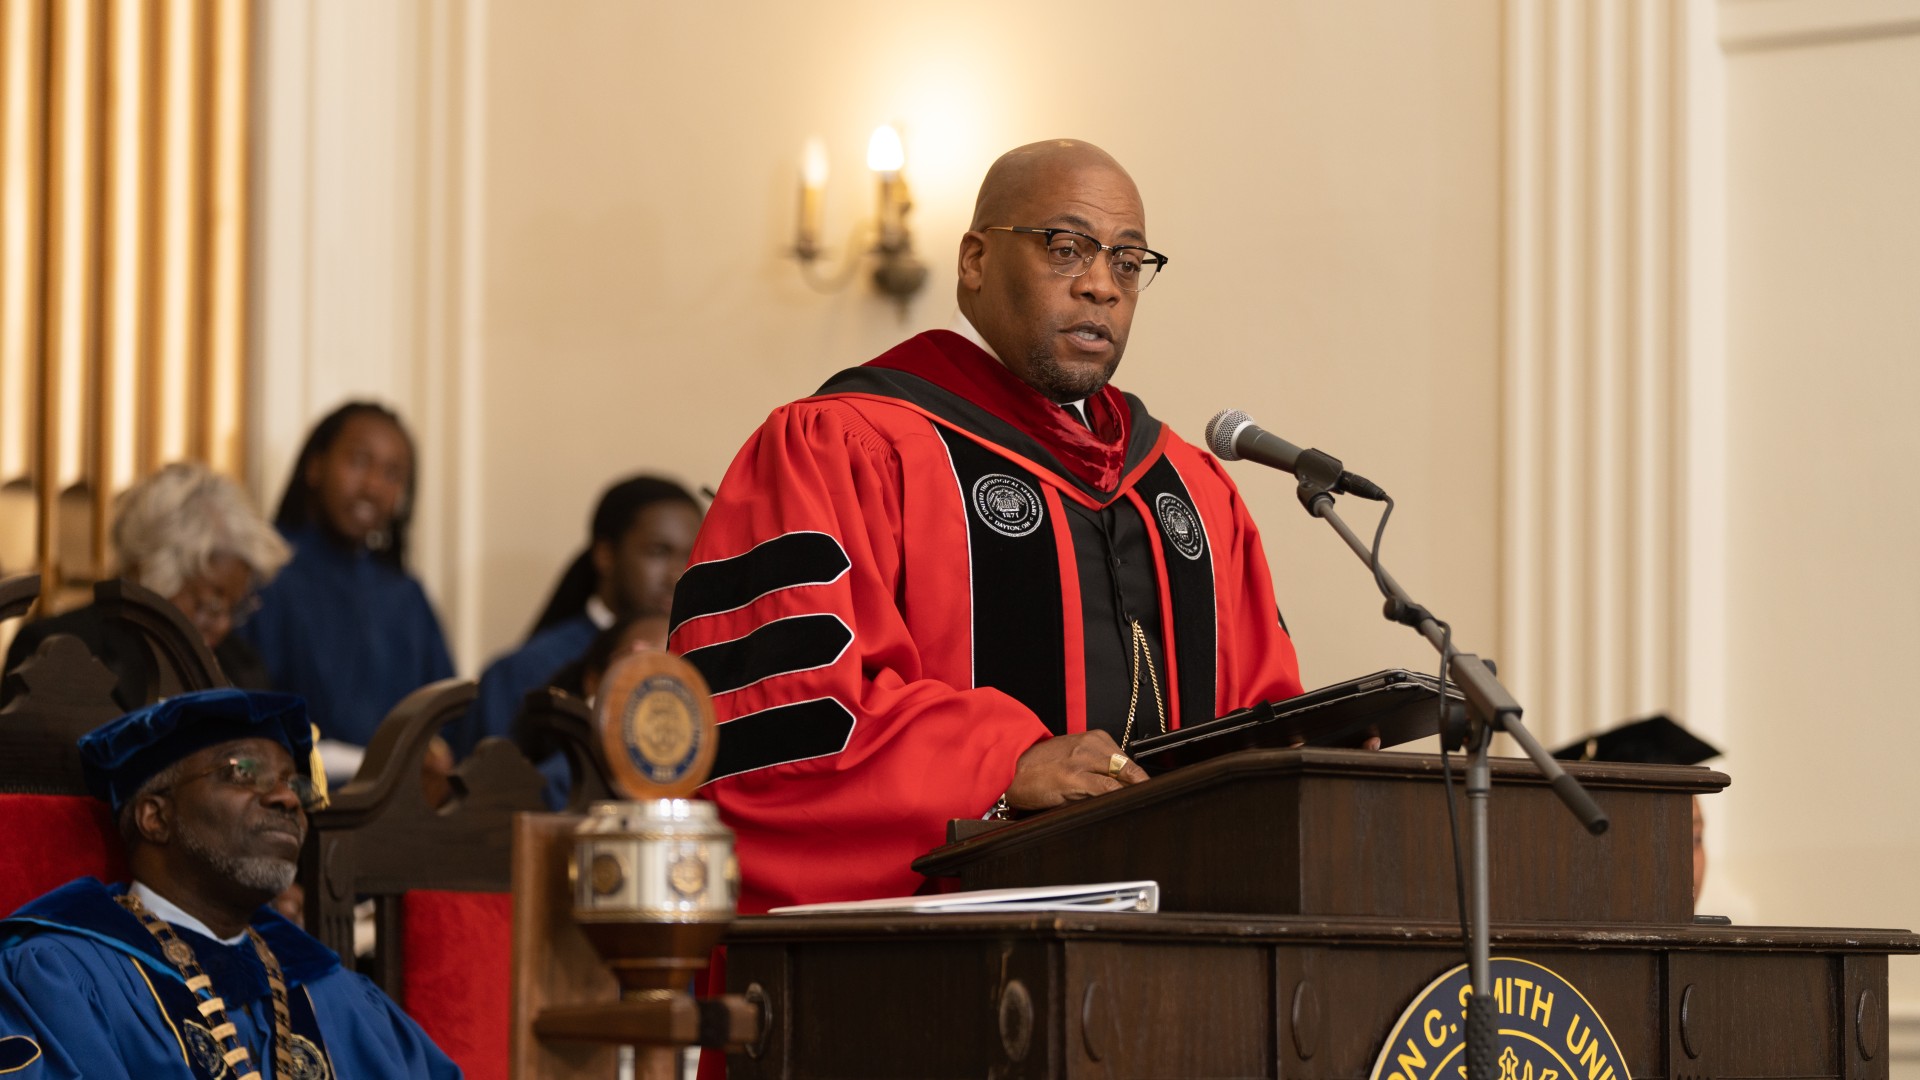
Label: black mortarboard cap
xmin=1551 ymin=714 xmax=1720 ymax=766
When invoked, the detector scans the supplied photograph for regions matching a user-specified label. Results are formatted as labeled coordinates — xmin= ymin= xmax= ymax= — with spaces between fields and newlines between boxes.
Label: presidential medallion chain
xmin=246 ymin=928 xmax=297 ymax=1080
xmin=115 ymin=892 xmax=295 ymax=1080
xmin=1117 ymin=618 xmax=1166 ymax=751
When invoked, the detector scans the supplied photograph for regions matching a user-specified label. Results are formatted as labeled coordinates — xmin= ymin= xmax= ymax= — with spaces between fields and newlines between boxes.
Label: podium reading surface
xmin=717 ymin=749 xmax=1918 ymax=1078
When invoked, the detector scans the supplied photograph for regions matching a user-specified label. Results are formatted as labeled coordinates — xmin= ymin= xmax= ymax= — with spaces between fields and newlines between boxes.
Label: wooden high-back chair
xmin=91 ymin=578 xmax=231 ymax=696
xmin=2 ymin=574 xmax=548 ymax=1080
xmin=513 ymin=685 xmax=617 ymax=812
xmin=0 ymin=576 xmax=165 ymax=915
xmin=3 ymin=577 xmax=231 ymax=705
xmin=301 ymin=680 xmax=550 ymax=1080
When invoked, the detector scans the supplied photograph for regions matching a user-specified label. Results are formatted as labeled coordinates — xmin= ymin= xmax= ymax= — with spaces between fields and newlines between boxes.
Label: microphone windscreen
xmin=1205 ymin=409 xmax=1252 ymax=461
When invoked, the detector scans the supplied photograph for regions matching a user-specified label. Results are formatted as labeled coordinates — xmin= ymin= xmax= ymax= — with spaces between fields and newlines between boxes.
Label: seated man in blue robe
xmin=0 ymin=689 xmax=460 ymax=1079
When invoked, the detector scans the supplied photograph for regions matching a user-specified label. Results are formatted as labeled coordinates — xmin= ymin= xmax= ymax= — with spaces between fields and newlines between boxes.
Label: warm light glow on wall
xmin=0 ymin=0 xmax=252 ymax=596
xmin=791 ymin=122 xmax=928 ymax=310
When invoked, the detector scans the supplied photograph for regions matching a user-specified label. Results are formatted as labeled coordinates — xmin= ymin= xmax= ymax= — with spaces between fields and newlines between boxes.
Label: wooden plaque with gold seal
xmin=594 ymin=650 xmax=719 ymax=799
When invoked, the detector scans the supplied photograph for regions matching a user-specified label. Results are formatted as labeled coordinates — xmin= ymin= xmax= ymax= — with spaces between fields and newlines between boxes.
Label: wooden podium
xmin=717 ymin=749 xmax=1920 ymax=1078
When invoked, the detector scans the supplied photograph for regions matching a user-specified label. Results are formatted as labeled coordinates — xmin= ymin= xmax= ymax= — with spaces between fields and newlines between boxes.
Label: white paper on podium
xmin=768 ymin=880 xmax=1160 ymax=915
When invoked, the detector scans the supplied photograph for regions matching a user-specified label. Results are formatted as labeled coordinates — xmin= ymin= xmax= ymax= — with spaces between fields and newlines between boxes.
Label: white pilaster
xmin=248 ymin=0 xmax=487 ymax=671
xmin=1500 ymin=0 xmax=1713 ymax=745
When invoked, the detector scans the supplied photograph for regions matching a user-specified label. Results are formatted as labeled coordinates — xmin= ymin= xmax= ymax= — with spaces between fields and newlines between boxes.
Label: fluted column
xmin=1501 ymin=0 xmax=1720 ymax=745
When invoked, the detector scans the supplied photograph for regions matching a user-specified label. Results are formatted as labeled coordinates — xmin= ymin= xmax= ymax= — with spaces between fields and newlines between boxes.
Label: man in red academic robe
xmin=668 ymin=139 xmax=1305 ymax=913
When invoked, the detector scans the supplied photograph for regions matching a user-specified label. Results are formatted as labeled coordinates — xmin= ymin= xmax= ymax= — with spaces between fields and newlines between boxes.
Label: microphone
xmin=1205 ymin=409 xmax=1387 ymax=501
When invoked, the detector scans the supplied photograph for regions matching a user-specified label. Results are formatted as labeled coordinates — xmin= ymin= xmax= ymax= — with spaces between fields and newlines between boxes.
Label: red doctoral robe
xmin=668 ymin=330 xmax=1303 ymax=912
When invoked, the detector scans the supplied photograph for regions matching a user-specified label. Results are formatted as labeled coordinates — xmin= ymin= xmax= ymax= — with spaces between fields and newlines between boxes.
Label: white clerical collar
xmin=949 ymin=310 xmax=1002 ymax=363
xmin=130 ymin=880 xmax=248 ymax=946
xmin=949 ymin=310 xmax=1086 ymax=420
xmin=585 ymin=594 xmax=616 ymax=631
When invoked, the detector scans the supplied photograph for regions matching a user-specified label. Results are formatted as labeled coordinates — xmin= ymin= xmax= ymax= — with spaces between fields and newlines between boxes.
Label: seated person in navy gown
xmin=0 ymin=689 xmax=460 ymax=1079
xmin=449 ymin=475 xmax=700 ymax=761
xmin=541 ymin=611 xmax=671 ymax=704
xmin=3 ymin=463 xmax=288 ymax=708
xmin=239 ymin=402 xmax=455 ymax=784
xmin=514 ymin=610 xmax=670 ymax=807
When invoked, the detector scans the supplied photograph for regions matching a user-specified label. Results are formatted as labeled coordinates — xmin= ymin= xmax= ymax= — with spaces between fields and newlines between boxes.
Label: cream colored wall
xmin=1713 ymin=0 xmax=1920 ymax=1062
xmin=472 ymin=0 xmax=1503 ymax=684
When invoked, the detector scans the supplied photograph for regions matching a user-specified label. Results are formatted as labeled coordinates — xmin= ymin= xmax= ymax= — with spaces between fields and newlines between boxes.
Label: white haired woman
xmin=2 ymin=462 xmax=290 ymax=708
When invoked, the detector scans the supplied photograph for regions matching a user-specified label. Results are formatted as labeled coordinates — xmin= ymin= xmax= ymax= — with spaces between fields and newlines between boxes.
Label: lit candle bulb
xmin=797 ymin=137 xmax=829 ymax=257
xmin=865 ymin=124 xmax=904 ymax=175
xmin=867 ymin=124 xmax=906 ymax=248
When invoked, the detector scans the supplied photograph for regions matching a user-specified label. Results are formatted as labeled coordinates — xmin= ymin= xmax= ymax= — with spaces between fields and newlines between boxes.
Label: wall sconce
xmin=793 ymin=124 xmax=929 ymax=313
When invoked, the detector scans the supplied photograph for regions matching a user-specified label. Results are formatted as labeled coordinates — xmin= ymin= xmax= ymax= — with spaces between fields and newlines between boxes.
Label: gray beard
xmin=180 ymin=824 xmax=299 ymax=895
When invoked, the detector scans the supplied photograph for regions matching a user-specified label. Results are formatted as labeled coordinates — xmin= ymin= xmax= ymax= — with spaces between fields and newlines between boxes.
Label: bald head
xmin=969 ymin=140 xmax=1138 ymax=232
xmin=956 ymin=139 xmax=1150 ymax=402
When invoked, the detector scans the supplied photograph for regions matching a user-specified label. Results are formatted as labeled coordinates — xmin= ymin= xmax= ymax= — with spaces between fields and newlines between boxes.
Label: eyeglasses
xmin=984 ymin=226 xmax=1168 ymax=292
xmin=164 ymin=755 xmax=322 ymax=811
xmin=182 ymin=593 xmax=262 ymax=631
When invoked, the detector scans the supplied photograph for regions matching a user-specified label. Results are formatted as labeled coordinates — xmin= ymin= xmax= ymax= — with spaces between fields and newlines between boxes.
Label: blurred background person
xmin=241 ymin=402 xmax=454 ymax=784
xmin=447 ymin=475 xmax=700 ymax=760
xmin=2 ymin=463 xmax=288 ymax=708
xmin=515 ymin=610 xmax=672 ymax=808
xmin=545 ymin=611 xmax=672 ymax=704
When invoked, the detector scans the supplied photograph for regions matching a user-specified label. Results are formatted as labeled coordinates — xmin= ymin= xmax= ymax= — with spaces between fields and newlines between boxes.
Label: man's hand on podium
xmin=1004 ymin=730 xmax=1149 ymax=812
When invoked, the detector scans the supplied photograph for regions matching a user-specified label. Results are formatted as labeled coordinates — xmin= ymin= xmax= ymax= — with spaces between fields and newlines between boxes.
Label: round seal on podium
xmin=594 ymin=650 xmax=719 ymax=799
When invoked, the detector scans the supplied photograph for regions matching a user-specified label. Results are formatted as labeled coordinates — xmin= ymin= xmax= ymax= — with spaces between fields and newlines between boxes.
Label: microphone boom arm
xmin=1300 ymin=486 xmax=1607 ymax=828
xmin=1290 ymin=472 xmax=1606 ymax=1080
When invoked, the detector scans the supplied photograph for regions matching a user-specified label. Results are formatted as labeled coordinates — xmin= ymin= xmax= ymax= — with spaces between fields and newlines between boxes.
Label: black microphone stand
xmin=1289 ymin=448 xmax=1609 ymax=1080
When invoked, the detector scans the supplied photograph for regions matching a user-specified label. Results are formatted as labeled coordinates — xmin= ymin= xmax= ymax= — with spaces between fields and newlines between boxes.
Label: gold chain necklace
xmin=116 ymin=892 xmax=295 ymax=1080
xmin=1117 ymin=617 xmax=1166 ymax=751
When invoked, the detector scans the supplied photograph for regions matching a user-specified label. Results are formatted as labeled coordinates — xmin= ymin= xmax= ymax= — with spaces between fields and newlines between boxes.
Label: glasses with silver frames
xmin=162 ymin=755 xmax=322 ymax=811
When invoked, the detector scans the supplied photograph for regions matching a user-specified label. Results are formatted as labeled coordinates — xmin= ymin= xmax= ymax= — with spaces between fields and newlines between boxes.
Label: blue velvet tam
xmin=77 ymin=688 xmax=315 ymax=810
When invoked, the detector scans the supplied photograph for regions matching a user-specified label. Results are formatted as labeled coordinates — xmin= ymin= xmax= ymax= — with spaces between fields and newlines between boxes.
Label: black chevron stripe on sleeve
xmin=681 ymin=613 xmax=853 ymax=695
xmin=705 ymin=697 xmax=857 ymax=781
xmin=669 ymin=532 xmax=851 ymax=633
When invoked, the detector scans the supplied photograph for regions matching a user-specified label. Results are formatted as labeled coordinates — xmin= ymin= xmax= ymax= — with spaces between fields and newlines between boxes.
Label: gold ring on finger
xmin=1107 ymin=753 xmax=1130 ymax=779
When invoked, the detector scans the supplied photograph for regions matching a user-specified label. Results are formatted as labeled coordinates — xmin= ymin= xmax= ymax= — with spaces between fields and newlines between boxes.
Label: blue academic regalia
xmin=0 ymin=878 xmax=459 ymax=1079
xmin=446 ymin=613 xmax=597 ymax=760
xmin=239 ymin=527 xmax=455 ymax=747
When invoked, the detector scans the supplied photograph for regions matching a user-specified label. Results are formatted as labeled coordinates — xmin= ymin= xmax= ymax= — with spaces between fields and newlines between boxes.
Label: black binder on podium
xmin=1126 ymin=667 xmax=1466 ymax=774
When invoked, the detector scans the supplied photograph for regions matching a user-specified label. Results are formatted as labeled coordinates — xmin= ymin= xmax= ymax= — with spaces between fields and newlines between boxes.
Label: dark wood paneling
xmin=728 ymin=913 xmax=1919 ymax=1080
xmin=1065 ymin=941 xmax=1271 ymax=1078
xmin=1296 ymin=773 xmax=1693 ymax=923
xmin=726 ymin=938 xmax=792 ymax=1079
xmin=509 ymin=813 xmax=620 ymax=1080
xmin=779 ymin=938 xmax=1055 ymax=1079
xmin=917 ymin=749 xmax=1719 ymax=924
xmin=1667 ymin=951 xmax=1840 ymax=1078
xmin=1843 ymin=954 xmax=1888 ymax=1080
